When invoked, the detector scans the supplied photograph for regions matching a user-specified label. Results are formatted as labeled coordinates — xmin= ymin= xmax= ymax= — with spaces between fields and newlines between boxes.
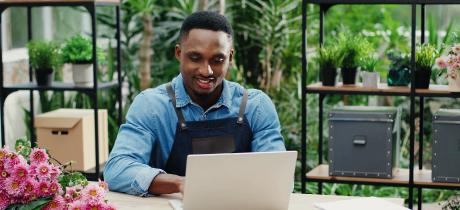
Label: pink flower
xmin=81 ymin=183 xmax=105 ymax=205
xmin=68 ymin=200 xmax=84 ymax=210
xmin=436 ymin=58 xmax=447 ymax=69
xmin=11 ymin=162 xmax=30 ymax=180
xmin=0 ymin=194 xmax=9 ymax=210
xmin=42 ymin=194 xmax=66 ymax=210
xmin=49 ymin=180 xmax=60 ymax=195
xmin=4 ymin=151 xmax=27 ymax=171
xmin=50 ymin=166 xmax=62 ymax=180
xmin=454 ymin=62 xmax=460 ymax=69
xmin=106 ymin=201 xmax=119 ymax=210
xmin=0 ymin=159 xmax=5 ymax=170
xmin=35 ymin=162 xmax=52 ymax=181
xmin=37 ymin=181 xmax=51 ymax=197
xmin=5 ymin=176 xmax=25 ymax=197
xmin=29 ymin=148 xmax=49 ymax=165
xmin=0 ymin=146 xmax=8 ymax=160
xmin=86 ymin=201 xmax=107 ymax=210
xmin=453 ymin=44 xmax=460 ymax=53
xmin=98 ymin=179 xmax=109 ymax=191
xmin=24 ymin=178 xmax=39 ymax=196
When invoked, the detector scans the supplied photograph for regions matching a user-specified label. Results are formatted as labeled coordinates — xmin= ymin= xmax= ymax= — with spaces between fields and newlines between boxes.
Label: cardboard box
xmin=35 ymin=109 xmax=109 ymax=171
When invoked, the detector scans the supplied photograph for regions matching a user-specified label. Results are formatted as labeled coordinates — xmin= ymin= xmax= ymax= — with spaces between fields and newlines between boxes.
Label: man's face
xmin=175 ymin=29 xmax=233 ymax=103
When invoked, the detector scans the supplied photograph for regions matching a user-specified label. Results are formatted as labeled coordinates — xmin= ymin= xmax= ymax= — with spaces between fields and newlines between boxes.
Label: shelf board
xmin=415 ymin=84 xmax=460 ymax=98
xmin=306 ymin=82 xmax=411 ymax=96
xmin=3 ymin=81 xmax=119 ymax=92
xmin=414 ymin=169 xmax=460 ymax=188
xmin=304 ymin=0 xmax=413 ymax=4
xmin=306 ymin=165 xmax=409 ymax=184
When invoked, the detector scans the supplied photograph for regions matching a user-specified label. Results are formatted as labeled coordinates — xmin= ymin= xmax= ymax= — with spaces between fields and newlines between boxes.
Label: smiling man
xmin=104 ymin=11 xmax=286 ymax=197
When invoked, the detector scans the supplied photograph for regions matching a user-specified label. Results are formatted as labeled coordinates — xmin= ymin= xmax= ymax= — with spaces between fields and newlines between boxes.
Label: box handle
xmin=353 ymin=140 xmax=366 ymax=145
xmin=51 ymin=131 xmax=69 ymax=135
xmin=353 ymin=135 xmax=367 ymax=145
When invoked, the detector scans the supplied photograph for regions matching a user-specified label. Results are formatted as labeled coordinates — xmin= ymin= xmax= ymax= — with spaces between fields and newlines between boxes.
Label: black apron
xmin=163 ymin=82 xmax=253 ymax=176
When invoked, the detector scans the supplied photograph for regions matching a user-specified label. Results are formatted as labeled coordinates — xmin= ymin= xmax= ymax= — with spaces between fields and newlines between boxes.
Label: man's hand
xmin=148 ymin=174 xmax=185 ymax=196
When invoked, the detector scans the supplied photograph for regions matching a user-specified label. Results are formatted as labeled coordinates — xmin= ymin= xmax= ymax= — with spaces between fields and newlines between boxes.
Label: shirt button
xmin=203 ymin=115 xmax=206 ymax=118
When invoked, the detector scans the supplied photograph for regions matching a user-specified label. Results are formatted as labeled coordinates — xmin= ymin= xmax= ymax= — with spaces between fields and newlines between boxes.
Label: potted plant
xmin=338 ymin=33 xmax=373 ymax=85
xmin=361 ymin=54 xmax=380 ymax=88
xmin=386 ymin=49 xmax=411 ymax=86
xmin=61 ymin=33 xmax=106 ymax=87
xmin=415 ymin=43 xmax=443 ymax=89
xmin=25 ymin=40 xmax=61 ymax=86
xmin=435 ymin=29 xmax=460 ymax=92
xmin=316 ymin=45 xmax=346 ymax=86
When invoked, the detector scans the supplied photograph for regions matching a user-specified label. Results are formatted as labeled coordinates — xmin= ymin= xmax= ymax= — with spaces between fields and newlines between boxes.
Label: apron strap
xmin=166 ymin=82 xmax=188 ymax=130
xmin=237 ymin=89 xmax=249 ymax=124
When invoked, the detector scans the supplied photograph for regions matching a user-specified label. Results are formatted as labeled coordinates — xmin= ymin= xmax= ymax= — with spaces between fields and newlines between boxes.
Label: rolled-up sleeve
xmin=104 ymin=93 xmax=165 ymax=197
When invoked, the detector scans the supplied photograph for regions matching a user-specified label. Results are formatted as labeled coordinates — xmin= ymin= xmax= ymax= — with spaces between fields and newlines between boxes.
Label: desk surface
xmin=104 ymin=191 xmax=405 ymax=210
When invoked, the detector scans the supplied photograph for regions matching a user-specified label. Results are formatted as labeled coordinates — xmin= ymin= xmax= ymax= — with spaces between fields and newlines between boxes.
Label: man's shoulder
xmin=137 ymin=84 xmax=170 ymax=103
xmin=226 ymin=80 xmax=265 ymax=99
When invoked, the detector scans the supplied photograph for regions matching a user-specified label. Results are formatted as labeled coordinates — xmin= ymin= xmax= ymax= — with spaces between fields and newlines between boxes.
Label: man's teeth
xmin=198 ymin=79 xmax=211 ymax=83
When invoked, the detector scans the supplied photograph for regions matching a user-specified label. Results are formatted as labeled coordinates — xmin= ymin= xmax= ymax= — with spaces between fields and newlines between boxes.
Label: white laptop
xmin=169 ymin=151 xmax=297 ymax=210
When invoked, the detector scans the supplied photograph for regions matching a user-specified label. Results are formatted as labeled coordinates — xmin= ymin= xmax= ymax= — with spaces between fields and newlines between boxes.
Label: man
xmin=104 ymin=10 xmax=286 ymax=197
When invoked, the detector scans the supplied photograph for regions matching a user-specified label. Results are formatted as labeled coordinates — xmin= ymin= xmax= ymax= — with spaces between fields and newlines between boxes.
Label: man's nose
xmin=198 ymin=64 xmax=213 ymax=77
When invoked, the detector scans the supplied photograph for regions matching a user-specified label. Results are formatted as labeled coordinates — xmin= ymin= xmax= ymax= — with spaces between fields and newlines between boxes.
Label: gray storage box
xmin=327 ymin=106 xmax=401 ymax=179
xmin=432 ymin=109 xmax=460 ymax=183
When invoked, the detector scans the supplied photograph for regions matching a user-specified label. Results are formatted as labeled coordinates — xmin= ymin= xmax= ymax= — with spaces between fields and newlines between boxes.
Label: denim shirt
xmin=104 ymin=74 xmax=286 ymax=196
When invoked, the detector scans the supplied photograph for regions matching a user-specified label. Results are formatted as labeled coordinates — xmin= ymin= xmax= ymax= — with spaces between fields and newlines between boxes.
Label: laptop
xmin=169 ymin=151 xmax=297 ymax=210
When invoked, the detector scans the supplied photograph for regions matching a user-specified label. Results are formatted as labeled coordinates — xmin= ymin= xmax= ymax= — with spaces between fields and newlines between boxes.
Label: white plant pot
xmin=72 ymin=63 xmax=94 ymax=87
xmin=449 ymin=76 xmax=460 ymax=92
xmin=362 ymin=72 xmax=380 ymax=88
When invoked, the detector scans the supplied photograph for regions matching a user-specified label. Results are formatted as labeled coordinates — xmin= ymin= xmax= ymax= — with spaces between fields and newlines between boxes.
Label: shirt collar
xmin=172 ymin=73 xmax=233 ymax=109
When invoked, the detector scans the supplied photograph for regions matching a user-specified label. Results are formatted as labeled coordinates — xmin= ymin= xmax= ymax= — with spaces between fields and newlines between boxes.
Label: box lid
xmin=331 ymin=106 xmax=399 ymax=114
xmin=34 ymin=109 xmax=95 ymax=129
xmin=433 ymin=108 xmax=460 ymax=123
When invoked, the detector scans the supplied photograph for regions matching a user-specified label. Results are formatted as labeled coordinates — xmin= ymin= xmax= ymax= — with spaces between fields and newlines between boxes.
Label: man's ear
xmin=229 ymin=49 xmax=234 ymax=62
xmin=175 ymin=45 xmax=181 ymax=62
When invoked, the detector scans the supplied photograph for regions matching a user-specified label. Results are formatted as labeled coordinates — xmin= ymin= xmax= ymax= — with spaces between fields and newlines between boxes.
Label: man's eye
xmin=190 ymin=57 xmax=200 ymax=62
xmin=213 ymin=58 xmax=224 ymax=64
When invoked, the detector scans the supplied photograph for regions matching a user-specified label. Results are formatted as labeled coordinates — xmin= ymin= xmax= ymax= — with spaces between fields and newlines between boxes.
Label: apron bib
xmin=163 ymin=83 xmax=253 ymax=176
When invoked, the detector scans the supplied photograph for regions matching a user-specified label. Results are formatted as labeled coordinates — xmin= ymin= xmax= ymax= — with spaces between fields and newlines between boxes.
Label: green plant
xmin=387 ymin=49 xmax=410 ymax=70
xmin=61 ymin=33 xmax=106 ymax=64
xmin=316 ymin=45 xmax=346 ymax=69
xmin=362 ymin=54 xmax=380 ymax=72
xmin=415 ymin=43 xmax=443 ymax=71
xmin=338 ymin=33 xmax=373 ymax=68
xmin=25 ymin=40 xmax=61 ymax=70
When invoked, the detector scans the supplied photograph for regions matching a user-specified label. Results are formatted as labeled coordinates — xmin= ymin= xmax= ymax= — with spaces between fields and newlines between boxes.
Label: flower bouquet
xmin=0 ymin=137 xmax=118 ymax=210
xmin=435 ymin=40 xmax=460 ymax=91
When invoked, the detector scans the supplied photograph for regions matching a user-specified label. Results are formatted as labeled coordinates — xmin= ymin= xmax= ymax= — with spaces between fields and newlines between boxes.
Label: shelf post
xmin=116 ymin=4 xmax=123 ymax=127
xmin=421 ymin=4 xmax=426 ymax=44
xmin=301 ymin=0 xmax=307 ymax=194
xmin=27 ymin=6 xmax=36 ymax=148
xmin=318 ymin=93 xmax=325 ymax=194
xmin=0 ymin=5 xmax=4 ymax=147
xmin=409 ymin=3 xmax=417 ymax=209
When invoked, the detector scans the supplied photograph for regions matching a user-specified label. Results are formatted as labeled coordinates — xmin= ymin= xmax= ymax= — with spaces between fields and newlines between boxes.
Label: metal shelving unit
xmin=301 ymin=1 xmax=460 ymax=209
xmin=0 ymin=0 xmax=123 ymax=181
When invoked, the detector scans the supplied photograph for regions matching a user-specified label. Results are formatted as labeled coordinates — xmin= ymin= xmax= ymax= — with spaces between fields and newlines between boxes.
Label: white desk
xmin=104 ymin=191 xmax=405 ymax=210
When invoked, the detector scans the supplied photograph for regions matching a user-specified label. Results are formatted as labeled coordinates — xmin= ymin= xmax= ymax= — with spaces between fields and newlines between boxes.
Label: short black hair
xmin=179 ymin=11 xmax=233 ymax=44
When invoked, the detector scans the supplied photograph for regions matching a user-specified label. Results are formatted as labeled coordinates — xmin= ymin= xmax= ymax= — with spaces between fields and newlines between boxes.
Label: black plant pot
xmin=321 ymin=68 xmax=341 ymax=86
xmin=341 ymin=67 xmax=360 ymax=85
xmin=414 ymin=70 xmax=432 ymax=89
xmin=35 ymin=68 xmax=53 ymax=86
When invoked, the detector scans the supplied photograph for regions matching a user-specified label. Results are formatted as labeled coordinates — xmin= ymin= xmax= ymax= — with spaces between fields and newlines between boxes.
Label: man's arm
xmin=149 ymin=174 xmax=185 ymax=195
xmin=250 ymin=92 xmax=287 ymax=152
xmin=104 ymin=93 xmax=174 ymax=196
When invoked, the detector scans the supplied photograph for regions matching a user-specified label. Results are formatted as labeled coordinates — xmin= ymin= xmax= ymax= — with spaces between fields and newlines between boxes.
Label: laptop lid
xmin=182 ymin=151 xmax=297 ymax=210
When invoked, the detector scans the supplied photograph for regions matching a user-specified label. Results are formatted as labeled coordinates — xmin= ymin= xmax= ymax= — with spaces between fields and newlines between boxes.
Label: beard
xmin=193 ymin=90 xmax=213 ymax=102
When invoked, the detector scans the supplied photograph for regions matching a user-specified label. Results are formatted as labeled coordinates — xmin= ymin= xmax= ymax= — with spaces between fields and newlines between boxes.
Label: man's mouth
xmin=195 ymin=77 xmax=214 ymax=88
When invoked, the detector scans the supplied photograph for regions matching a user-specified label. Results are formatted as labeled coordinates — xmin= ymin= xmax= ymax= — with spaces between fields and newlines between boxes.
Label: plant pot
xmin=35 ymin=68 xmax=53 ymax=86
xmin=320 ymin=68 xmax=341 ymax=86
xmin=72 ymin=63 xmax=94 ymax=87
xmin=387 ymin=68 xmax=411 ymax=86
xmin=362 ymin=71 xmax=380 ymax=88
xmin=341 ymin=67 xmax=360 ymax=85
xmin=414 ymin=70 xmax=431 ymax=89
xmin=449 ymin=76 xmax=460 ymax=92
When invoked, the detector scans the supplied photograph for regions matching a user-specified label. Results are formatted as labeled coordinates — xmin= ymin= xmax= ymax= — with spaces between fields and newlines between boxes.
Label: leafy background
xmin=20 ymin=1 xmax=460 ymax=208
